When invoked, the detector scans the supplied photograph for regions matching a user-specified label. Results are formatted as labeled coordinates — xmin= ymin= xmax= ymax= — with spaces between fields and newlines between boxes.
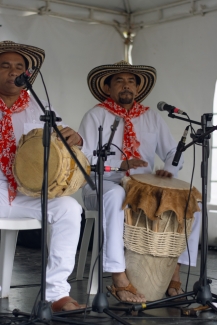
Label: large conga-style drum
xmin=13 ymin=127 xmax=90 ymax=199
xmin=122 ymin=173 xmax=202 ymax=301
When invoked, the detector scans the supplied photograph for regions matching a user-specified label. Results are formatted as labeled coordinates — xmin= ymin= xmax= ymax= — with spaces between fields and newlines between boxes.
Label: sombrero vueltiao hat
xmin=0 ymin=40 xmax=45 ymax=85
xmin=87 ymin=60 xmax=157 ymax=103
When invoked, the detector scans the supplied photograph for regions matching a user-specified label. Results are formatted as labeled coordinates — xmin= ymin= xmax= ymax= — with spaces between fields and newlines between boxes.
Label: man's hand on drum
xmin=59 ymin=127 xmax=83 ymax=147
xmin=120 ymin=159 xmax=148 ymax=171
xmin=155 ymin=169 xmax=173 ymax=178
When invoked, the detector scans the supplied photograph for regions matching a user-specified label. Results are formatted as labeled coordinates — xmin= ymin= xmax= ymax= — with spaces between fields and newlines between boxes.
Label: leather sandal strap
xmin=168 ymin=280 xmax=181 ymax=291
xmin=51 ymin=296 xmax=79 ymax=312
xmin=113 ymin=283 xmax=137 ymax=295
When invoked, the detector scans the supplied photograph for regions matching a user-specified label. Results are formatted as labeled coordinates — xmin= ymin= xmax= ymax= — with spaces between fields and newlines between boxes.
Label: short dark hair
xmin=104 ymin=73 xmax=141 ymax=87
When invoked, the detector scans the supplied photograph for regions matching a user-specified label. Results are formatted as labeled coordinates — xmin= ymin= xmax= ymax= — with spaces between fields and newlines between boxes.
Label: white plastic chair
xmin=0 ymin=217 xmax=41 ymax=298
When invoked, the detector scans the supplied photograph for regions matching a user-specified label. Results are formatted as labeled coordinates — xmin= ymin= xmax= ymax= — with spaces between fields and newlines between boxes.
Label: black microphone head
xmin=157 ymin=101 xmax=166 ymax=111
xmin=14 ymin=75 xmax=26 ymax=87
xmin=14 ymin=69 xmax=34 ymax=87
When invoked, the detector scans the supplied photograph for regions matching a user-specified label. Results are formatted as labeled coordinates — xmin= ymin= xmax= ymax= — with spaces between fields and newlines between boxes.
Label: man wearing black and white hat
xmin=78 ymin=61 xmax=201 ymax=303
xmin=0 ymin=41 xmax=84 ymax=311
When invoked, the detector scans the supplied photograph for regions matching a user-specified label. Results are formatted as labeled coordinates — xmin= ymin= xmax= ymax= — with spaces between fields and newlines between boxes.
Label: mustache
xmin=119 ymin=90 xmax=133 ymax=96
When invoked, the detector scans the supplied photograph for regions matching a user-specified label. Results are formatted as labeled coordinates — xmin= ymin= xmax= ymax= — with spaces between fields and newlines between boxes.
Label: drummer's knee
xmin=49 ymin=196 xmax=82 ymax=224
xmin=104 ymin=184 xmax=125 ymax=203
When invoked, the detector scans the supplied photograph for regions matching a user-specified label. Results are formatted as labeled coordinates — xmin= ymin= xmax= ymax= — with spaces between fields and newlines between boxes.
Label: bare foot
xmin=112 ymin=272 xmax=146 ymax=303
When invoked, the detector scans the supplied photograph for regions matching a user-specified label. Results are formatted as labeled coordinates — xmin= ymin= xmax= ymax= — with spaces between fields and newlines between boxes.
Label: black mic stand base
xmin=35 ymin=300 xmax=53 ymax=321
xmin=115 ymin=281 xmax=217 ymax=315
xmin=92 ymin=292 xmax=109 ymax=313
xmin=193 ymin=279 xmax=213 ymax=304
xmin=13 ymin=300 xmax=53 ymax=322
xmin=91 ymin=292 xmax=132 ymax=325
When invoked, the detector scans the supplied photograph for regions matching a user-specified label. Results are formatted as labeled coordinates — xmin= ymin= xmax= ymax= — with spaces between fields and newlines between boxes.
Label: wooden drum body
xmin=13 ymin=127 xmax=90 ymax=199
xmin=122 ymin=173 xmax=201 ymax=301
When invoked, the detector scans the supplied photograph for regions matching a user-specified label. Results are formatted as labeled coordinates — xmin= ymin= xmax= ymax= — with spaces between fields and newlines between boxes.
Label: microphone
xmin=172 ymin=125 xmax=189 ymax=166
xmin=14 ymin=68 xmax=34 ymax=87
xmin=106 ymin=116 xmax=121 ymax=151
xmin=157 ymin=101 xmax=186 ymax=115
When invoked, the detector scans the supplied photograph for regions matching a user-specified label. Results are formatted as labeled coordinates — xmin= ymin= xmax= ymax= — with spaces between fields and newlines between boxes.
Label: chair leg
xmin=0 ymin=229 xmax=18 ymax=298
xmin=76 ymin=218 xmax=94 ymax=280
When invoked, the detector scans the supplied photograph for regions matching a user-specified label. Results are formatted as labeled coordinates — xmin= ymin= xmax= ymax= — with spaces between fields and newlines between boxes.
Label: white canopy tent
xmin=0 ymin=0 xmax=217 ymax=243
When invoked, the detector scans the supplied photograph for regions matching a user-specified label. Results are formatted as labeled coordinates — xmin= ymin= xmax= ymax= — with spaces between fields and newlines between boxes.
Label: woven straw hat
xmin=87 ymin=60 xmax=157 ymax=103
xmin=0 ymin=40 xmax=45 ymax=85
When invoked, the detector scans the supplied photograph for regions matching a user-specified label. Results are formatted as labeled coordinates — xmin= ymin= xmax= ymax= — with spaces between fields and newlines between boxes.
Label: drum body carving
xmin=13 ymin=128 xmax=90 ymax=199
xmin=122 ymin=174 xmax=202 ymax=301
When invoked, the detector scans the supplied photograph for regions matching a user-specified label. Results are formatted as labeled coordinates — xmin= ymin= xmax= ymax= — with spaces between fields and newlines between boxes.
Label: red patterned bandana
xmin=98 ymin=98 xmax=149 ymax=160
xmin=0 ymin=89 xmax=30 ymax=204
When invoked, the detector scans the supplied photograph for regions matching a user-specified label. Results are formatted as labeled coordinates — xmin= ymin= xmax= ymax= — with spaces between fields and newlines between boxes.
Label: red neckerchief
xmin=98 ymin=98 xmax=149 ymax=160
xmin=0 ymin=89 xmax=30 ymax=204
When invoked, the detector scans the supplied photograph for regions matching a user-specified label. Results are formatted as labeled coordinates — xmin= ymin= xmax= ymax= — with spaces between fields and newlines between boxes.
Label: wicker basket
xmin=124 ymin=208 xmax=194 ymax=257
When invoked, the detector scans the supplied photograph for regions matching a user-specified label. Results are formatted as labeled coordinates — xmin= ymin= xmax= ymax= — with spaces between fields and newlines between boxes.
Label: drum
xmin=122 ymin=173 xmax=202 ymax=301
xmin=13 ymin=127 xmax=90 ymax=199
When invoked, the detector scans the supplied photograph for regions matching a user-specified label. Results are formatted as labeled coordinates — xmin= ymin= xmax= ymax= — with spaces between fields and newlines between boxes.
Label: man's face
xmin=104 ymin=72 xmax=139 ymax=108
xmin=0 ymin=52 xmax=26 ymax=97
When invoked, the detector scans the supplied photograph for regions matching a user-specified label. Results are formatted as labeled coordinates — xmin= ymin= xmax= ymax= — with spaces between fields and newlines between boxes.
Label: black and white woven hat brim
xmin=87 ymin=61 xmax=157 ymax=103
xmin=0 ymin=41 xmax=45 ymax=85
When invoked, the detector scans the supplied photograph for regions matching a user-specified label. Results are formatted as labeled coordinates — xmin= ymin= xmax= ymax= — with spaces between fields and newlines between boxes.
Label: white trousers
xmin=82 ymin=180 xmax=201 ymax=272
xmin=0 ymin=186 xmax=82 ymax=302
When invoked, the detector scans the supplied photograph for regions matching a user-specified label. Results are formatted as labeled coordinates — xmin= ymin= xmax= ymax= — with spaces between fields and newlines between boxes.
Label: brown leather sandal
xmin=166 ymin=280 xmax=185 ymax=300
xmin=51 ymin=296 xmax=86 ymax=312
xmin=106 ymin=283 xmax=143 ymax=304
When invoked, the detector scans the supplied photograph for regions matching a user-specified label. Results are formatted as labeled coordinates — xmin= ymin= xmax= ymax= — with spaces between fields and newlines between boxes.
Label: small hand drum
xmin=13 ymin=128 xmax=90 ymax=199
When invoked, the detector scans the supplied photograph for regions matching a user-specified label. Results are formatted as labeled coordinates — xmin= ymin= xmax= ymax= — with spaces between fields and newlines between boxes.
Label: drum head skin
xmin=131 ymin=173 xmax=191 ymax=190
xmin=14 ymin=137 xmax=61 ymax=192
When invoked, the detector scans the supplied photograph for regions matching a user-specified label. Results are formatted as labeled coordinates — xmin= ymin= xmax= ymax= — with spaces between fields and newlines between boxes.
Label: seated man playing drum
xmin=0 ymin=41 xmax=85 ymax=311
xmin=78 ymin=61 xmax=201 ymax=303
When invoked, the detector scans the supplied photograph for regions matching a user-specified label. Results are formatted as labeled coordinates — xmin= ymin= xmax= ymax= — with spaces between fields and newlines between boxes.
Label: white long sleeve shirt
xmin=79 ymin=104 xmax=184 ymax=183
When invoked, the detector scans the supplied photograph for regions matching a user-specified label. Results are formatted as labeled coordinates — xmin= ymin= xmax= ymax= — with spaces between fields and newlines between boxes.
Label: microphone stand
xmin=89 ymin=120 xmax=132 ymax=324
xmin=12 ymin=79 xmax=97 ymax=324
xmin=167 ymin=112 xmax=201 ymax=125
xmin=128 ymin=112 xmax=217 ymax=314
